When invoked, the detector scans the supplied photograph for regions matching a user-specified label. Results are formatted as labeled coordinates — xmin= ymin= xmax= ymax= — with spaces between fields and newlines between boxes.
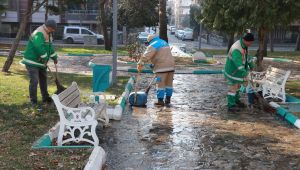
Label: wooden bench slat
xmin=67 ymin=97 xmax=81 ymax=108
xmin=269 ymin=67 xmax=288 ymax=75
xmin=58 ymin=83 xmax=78 ymax=99
xmin=61 ymin=90 xmax=80 ymax=104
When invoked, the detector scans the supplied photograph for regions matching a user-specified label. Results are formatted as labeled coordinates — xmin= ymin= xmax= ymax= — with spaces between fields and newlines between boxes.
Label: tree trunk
xmin=159 ymin=0 xmax=168 ymax=42
xmin=227 ymin=33 xmax=234 ymax=53
xmin=263 ymin=32 xmax=268 ymax=56
xmin=2 ymin=0 xmax=33 ymax=73
xmin=269 ymin=30 xmax=274 ymax=52
xmin=207 ymin=33 xmax=210 ymax=44
xmin=99 ymin=0 xmax=111 ymax=50
xmin=295 ymin=28 xmax=300 ymax=51
xmin=45 ymin=0 xmax=48 ymax=22
xmin=122 ymin=26 xmax=127 ymax=45
xmin=256 ymin=27 xmax=267 ymax=71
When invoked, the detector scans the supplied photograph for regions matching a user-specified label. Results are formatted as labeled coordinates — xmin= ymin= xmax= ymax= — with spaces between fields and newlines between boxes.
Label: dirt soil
xmin=56 ymin=55 xmax=300 ymax=169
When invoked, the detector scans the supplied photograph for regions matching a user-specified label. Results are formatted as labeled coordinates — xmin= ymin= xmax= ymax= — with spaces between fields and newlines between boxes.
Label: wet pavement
xmin=51 ymin=54 xmax=300 ymax=169
xmin=100 ymin=74 xmax=300 ymax=170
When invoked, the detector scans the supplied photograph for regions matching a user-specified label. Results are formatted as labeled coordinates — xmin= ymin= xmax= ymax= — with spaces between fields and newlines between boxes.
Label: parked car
xmin=144 ymin=27 xmax=156 ymax=34
xmin=170 ymin=27 xmax=176 ymax=34
xmin=138 ymin=32 xmax=150 ymax=43
xmin=176 ymin=30 xmax=185 ymax=39
xmin=63 ymin=26 xmax=104 ymax=44
xmin=181 ymin=28 xmax=194 ymax=41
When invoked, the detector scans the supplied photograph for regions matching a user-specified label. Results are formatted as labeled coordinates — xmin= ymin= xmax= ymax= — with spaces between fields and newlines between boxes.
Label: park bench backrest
xmin=265 ymin=67 xmax=290 ymax=86
xmin=262 ymin=66 xmax=291 ymax=102
xmin=57 ymin=82 xmax=81 ymax=108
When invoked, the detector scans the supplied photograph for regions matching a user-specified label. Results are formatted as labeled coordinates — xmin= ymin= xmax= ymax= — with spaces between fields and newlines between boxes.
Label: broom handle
xmin=145 ymin=75 xmax=156 ymax=94
xmin=134 ymin=71 xmax=141 ymax=103
xmin=55 ymin=64 xmax=59 ymax=80
xmin=47 ymin=66 xmax=56 ymax=82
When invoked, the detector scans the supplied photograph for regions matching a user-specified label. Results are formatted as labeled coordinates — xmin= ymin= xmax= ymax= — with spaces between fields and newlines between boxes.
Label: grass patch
xmin=0 ymin=44 xmax=129 ymax=56
xmin=56 ymin=47 xmax=128 ymax=55
xmin=175 ymin=57 xmax=194 ymax=65
xmin=286 ymin=80 xmax=300 ymax=98
xmin=0 ymin=56 xmax=129 ymax=169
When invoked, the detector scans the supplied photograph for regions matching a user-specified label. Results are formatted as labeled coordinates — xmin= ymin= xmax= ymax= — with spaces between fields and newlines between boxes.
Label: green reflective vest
xmin=21 ymin=25 xmax=57 ymax=69
xmin=224 ymin=38 xmax=254 ymax=84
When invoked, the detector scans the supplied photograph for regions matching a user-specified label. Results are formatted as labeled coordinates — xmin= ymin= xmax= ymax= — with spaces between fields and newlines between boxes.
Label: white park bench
xmin=251 ymin=66 xmax=291 ymax=102
xmin=52 ymin=82 xmax=108 ymax=146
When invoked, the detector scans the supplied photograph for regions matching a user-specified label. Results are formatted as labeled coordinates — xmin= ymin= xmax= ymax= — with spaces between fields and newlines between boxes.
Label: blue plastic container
xmin=128 ymin=92 xmax=148 ymax=106
xmin=89 ymin=63 xmax=112 ymax=92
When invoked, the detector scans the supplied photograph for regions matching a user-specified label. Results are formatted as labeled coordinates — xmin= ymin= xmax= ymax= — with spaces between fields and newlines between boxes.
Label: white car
xmin=170 ymin=27 xmax=176 ymax=34
xmin=181 ymin=28 xmax=194 ymax=41
xmin=63 ymin=26 xmax=104 ymax=44
xmin=138 ymin=32 xmax=150 ymax=43
xmin=176 ymin=30 xmax=185 ymax=39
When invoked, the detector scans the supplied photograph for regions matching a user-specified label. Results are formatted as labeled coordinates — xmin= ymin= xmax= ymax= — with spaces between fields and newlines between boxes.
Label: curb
xmin=264 ymin=57 xmax=293 ymax=63
xmin=269 ymin=95 xmax=300 ymax=128
xmin=84 ymin=146 xmax=106 ymax=170
xmin=124 ymin=68 xmax=224 ymax=75
xmin=32 ymin=123 xmax=93 ymax=149
xmin=65 ymin=53 xmax=127 ymax=57
xmin=107 ymin=77 xmax=135 ymax=120
xmin=32 ymin=123 xmax=106 ymax=170
xmin=270 ymin=102 xmax=300 ymax=128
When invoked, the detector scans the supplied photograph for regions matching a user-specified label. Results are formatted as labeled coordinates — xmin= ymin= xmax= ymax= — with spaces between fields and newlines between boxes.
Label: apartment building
xmin=173 ymin=0 xmax=197 ymax=28
xmin=0 ymin=0 xmax=99 ymax=39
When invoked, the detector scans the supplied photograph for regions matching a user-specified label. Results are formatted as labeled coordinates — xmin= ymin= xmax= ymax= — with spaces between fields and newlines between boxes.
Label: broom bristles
xmin=55 ymin=79 xmax=66 ymax=94
xmin=254 ymin=92 xmax=277 ymax=114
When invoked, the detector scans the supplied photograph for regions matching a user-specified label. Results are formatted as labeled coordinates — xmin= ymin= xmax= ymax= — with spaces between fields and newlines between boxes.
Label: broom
xmin=249 ymin=73 xmax=277 ymax=114
xmin=47 ymin=64 xmax=66 ymax=94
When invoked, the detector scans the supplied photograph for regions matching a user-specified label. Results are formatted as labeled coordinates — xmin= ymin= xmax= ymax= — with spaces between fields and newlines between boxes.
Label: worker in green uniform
xmin=224 ymin=31 xmax=255 ymax=112
xmin=21 ymin=20 xmax=58 ymax=105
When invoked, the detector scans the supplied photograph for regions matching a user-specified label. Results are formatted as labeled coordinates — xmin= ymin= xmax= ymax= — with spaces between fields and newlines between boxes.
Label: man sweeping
xmin=21 ymin=20 xmax=58 ymax=106
xmin=224 ymin=31 xmax=255 ymax=112
xmin=137 ymin=34 xmax=175 ymax=107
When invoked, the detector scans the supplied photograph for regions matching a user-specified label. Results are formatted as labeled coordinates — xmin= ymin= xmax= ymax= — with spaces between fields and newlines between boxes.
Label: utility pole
xmin=112 ymin=0 xmax=118 ymax=84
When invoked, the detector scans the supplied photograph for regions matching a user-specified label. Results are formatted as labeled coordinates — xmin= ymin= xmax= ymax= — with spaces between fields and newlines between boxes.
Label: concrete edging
xmin=84 ymin=146 xmax=106 ymax=170
xmin=125 ymin=68 xmax=224 ymax=75
xmin=32 ymin=122 xmax=106 ymax=170
xmin=65 ymin=53 xmax=127 ymax=57
xmin=269 ymin=95 xmax=300 ymax=128
xmin=107 ymin=77 xmax=135 ymax=120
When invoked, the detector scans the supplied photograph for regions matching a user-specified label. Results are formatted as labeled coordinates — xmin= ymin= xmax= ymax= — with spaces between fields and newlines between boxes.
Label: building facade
xmin=173 ymin=0 xmax=197 ymax=28
xmin=0 ymin=0 xmax=100 ymax=39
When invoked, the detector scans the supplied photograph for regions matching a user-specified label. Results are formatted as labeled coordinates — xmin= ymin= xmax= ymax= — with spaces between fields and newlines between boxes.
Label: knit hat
xmin=147 ymin=34 xmax=156 ymax=42
xmin=243 ymin=32 xmax=254 ymax=41
xmin=45 ymin=20 xmax=57 ymax=30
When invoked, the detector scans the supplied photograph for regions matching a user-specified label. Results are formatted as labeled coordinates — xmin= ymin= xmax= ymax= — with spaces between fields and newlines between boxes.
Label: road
xmin=167 ymin=32 xmax=296 ymax=52
xmin=0 ymin=33 xmax=296 ymax=51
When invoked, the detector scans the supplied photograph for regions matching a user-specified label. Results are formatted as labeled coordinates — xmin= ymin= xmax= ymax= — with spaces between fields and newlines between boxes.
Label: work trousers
xmin=26 ymin=66 xmax=49 ymax=103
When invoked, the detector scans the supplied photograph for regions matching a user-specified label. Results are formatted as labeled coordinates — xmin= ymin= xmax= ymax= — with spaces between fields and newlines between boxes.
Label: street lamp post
xmin=112 ymin=0 xmax=118 ymax=84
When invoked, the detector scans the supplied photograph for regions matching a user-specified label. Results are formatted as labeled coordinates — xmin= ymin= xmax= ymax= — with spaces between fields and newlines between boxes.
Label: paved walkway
xmin=45 ymin=53 xmax=300 ymax=169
